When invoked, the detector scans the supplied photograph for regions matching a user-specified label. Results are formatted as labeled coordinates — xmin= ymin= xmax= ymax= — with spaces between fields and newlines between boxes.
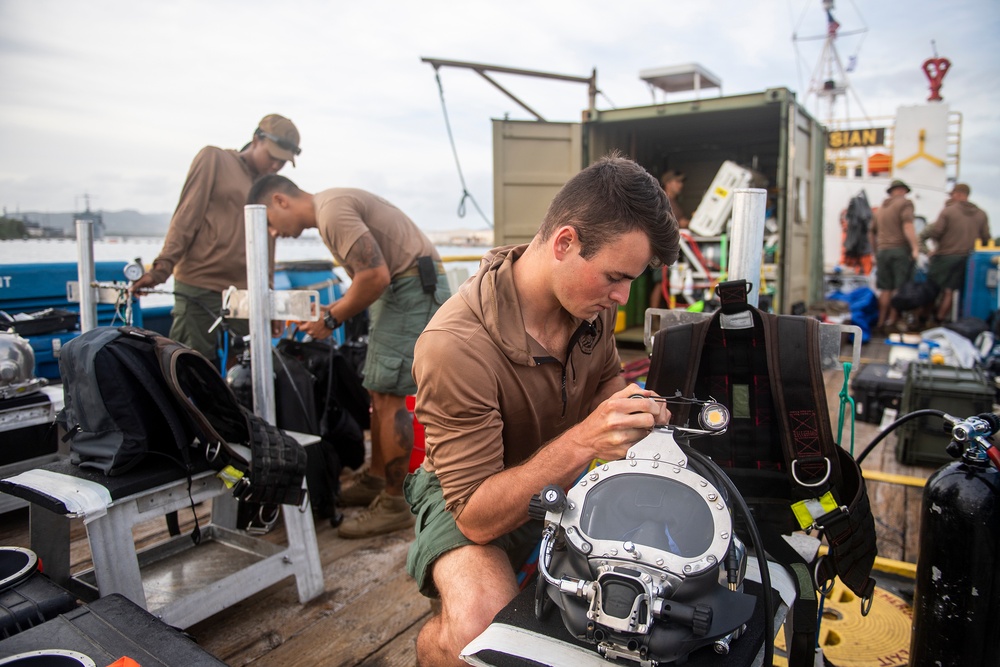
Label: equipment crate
xmin=688 ymin=160 xmax=754 ymax=236
xmin=850 ymin=363 xmax=906 ymax=424
xmin=896 ymin=362 xmax=996 ymax=466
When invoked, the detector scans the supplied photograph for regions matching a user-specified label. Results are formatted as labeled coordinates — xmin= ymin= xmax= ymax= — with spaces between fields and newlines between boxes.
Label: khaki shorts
xmin=404 ymin=467 xmax=542 ymax=598
xmin=364 ymin=274 xmax=450 ymax=396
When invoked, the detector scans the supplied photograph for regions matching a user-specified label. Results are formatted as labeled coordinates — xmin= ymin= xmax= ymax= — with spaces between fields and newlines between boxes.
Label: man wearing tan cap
xmin=133 ymin=114 xmax=301 ymax=367
xmin=920 ymin=183 xmax=991 ymax=324
xmin=869 ymin=179 xmax=919 ymax=332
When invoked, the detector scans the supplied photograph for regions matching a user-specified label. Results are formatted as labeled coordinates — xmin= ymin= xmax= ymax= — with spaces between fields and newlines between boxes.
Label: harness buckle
xmin=814 ymin=505 xmax=850 ymax=532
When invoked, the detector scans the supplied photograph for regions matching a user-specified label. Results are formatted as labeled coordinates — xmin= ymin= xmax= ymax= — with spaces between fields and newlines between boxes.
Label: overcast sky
xmin=1 ymin=0 xmax=997 ymax=233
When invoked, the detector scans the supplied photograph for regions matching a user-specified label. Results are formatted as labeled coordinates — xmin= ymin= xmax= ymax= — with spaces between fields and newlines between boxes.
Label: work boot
xmin=337 ymin=471 xmax=385 ymax=507
xmin=338 ymin=491 xmax=415 ymax=539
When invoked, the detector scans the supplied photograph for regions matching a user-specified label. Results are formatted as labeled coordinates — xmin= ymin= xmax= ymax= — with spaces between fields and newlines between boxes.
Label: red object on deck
xmin=407 ymin=395 xmax=427 ymax=473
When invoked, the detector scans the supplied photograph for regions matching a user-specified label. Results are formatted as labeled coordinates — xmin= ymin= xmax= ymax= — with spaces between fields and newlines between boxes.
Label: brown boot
xmin=338 ymin=491 xmax=415 ymax=539
xmin=337 ymin=471 xmax=385 ymax=507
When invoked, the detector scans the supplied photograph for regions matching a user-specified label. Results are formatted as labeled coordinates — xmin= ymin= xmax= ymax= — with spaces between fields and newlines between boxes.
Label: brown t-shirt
xmin=412 ymin=245 xmax=622 ymax=520
xmin=149 ymin=147 xmax=273 ymax=290
xmin=921 ymin=200 xmax=991 ymax=256
xmin=313 ymin=188 xmax=438 ymax=277
xmin=871 ymin=195 xmax=915 ymax=251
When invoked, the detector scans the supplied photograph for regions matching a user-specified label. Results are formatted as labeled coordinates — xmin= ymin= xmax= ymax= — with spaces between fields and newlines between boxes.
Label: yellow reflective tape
xmin=216 ymin=465 xmax=245 ymax=489
xmin=791 ymin=491 xmax=839 ymax=530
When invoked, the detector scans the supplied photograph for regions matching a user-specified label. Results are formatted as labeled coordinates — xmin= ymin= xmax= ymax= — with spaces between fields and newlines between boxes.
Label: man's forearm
xmin=457 ymin=429 xmax=595 ymax=544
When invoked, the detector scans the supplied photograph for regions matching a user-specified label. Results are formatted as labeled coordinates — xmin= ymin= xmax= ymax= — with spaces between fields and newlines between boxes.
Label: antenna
xmin=793 ymin=0 xmax=870 ymax=125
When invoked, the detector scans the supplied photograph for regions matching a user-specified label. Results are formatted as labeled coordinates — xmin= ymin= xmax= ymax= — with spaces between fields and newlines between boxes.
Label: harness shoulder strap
xmin=764 ymin=315 xmax=844 ymax=498
xmin=646 ymin=317 xmax=712 ymax=425
xmin=763 ymin=315 xmax=878 ymax=599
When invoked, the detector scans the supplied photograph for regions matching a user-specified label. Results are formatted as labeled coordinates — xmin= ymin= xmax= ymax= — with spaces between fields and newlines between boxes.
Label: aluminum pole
xmin=244 ymin=205 xmax=276 ymax=424
xmin=75 ymin=219 xmax=97 ymax=332
xmin=727 ymin=188 xmax=768 ymax=308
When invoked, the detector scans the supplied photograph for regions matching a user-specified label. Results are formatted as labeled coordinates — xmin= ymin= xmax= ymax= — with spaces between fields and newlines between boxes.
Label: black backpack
xmin=58 ymin=326 xmax=307 ymax=509
xmin=58 ymin=327 xmax=195 ymax=475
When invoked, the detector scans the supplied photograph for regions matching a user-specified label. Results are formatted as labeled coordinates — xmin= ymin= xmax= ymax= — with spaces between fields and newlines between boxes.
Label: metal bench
xmin=0 ymin=442 xmax=324 ymax=629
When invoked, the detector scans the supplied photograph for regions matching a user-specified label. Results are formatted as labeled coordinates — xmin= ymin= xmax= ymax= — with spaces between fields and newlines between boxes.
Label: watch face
xmin=324 ymin=313 xmax=336 ymax=328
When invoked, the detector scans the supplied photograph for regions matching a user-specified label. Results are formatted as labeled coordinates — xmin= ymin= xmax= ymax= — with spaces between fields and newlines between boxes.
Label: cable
xmin=854 ymin=408 xmax=947 ymax=465
xmin=432 ymin=68 xmax=493 ymax=228
xmin=680 ymin=442 xmax=774 ymax=667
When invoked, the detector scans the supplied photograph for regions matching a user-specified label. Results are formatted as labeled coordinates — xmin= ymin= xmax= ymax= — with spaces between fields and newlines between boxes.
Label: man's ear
xmin=551 ymin=225 xmax=578 ymax=260
xmin=272 ymin=192 xmax=290 ymax=209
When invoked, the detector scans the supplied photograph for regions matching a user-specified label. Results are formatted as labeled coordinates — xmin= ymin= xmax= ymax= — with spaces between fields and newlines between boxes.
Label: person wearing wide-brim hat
xmin=869 ymin=178 xmax=918 ymax=332
xmin=886 ymin=179 xmax=911 ymax=194
xmin=131 ymin=114 xmax=302 ymax=366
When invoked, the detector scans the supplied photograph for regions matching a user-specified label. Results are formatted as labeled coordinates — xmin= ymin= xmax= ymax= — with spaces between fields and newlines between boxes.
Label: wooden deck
xmin=0 ymin=336 xmax=942 ymax=666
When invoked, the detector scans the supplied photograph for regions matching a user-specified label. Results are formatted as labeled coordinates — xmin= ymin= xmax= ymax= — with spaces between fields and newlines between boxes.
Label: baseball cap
xmin=951 ymin=183 xmax=970 ymax=196
xmin=256 ymin=114 xmax=301 ymax=166
xmin=886 ymin=179 xmax=910 ymax=194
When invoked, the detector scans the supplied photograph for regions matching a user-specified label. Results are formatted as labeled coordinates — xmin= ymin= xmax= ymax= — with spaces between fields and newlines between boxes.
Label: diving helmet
xmin=532 ymin=401 xmax=757 ymax=665
xmin=0 ymin=331 xmax=46 ymax=399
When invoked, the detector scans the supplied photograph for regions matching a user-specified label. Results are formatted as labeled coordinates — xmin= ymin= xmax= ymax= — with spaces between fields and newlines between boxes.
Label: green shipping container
xmin=896 ymin=362 xmax=996 ymax=467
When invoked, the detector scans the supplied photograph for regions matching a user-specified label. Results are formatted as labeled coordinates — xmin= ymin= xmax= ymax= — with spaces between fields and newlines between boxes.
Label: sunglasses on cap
xmin=256 ymin=129 xmax=301 ymax=156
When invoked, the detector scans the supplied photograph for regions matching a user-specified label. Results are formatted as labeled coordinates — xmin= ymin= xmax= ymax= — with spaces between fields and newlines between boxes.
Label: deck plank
xmin=189 ymin=514 xmax=424 ymax=666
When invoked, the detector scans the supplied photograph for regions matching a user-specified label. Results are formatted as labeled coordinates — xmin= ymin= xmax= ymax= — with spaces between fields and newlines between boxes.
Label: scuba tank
xmin=910 ymin=413 xmax=1000 ymax=666
xmin=225 ymin=348 xmax=254 ymax=410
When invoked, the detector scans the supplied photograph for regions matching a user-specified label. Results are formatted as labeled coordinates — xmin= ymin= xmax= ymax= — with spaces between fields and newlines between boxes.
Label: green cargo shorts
xmin=404 ymin=466 xmax=542 ymax=598
xmin=169 ymin=281 xmax=249 ymax=366
xmin=875 ymin=247 xmax=914 ymax=291
xmin=364 ymin=274 xmax=450 ymax=396
xmin=928 ymin=254 xmax=967 ymax=291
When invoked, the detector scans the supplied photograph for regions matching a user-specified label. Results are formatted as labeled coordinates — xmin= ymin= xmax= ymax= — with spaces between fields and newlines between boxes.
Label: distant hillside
xmin=12 ymin=210 xmax=170 ymax=237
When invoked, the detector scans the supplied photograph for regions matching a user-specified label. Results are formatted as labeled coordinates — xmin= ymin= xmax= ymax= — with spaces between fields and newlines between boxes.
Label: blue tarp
xmin=827 ymin=286 xmax=878 ymax=343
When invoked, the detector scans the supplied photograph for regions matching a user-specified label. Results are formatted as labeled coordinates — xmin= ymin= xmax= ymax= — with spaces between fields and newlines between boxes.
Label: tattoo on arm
xmin=343 ymin=233 xmax=386 ymax=275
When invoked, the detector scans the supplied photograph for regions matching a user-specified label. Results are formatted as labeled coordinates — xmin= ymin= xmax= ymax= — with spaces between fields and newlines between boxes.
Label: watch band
xmin=323 ymin=312 xmax=340 ymax=330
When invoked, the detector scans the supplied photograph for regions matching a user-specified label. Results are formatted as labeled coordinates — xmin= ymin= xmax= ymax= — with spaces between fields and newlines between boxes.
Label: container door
xmin=492 ymin=120 xmax=582 ymax=246
xmin=781 ymin=104 xmax=824 ymax=312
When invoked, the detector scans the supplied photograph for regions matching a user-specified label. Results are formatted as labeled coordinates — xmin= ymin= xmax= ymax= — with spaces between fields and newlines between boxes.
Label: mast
xmin=796 ymin=0 xmax=868 ymax=127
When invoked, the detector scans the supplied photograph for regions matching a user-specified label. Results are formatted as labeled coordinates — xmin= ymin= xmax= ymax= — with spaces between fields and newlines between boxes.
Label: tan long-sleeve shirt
xmin=148 ymin=146 xmax=273 ymax=291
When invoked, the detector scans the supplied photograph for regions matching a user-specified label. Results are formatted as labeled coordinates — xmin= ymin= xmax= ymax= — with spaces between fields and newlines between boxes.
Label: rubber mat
xmin=773 ymin=581 xmax=911 ymax=667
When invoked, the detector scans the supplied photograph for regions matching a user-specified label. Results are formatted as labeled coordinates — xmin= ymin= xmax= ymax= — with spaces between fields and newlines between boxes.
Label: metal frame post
xmin=75 ymin=219 xmax=97 ymax=332
xmin=244 ymin=205 xmax=276 ymax=424
xmin=728 ymin=188 xmax=768 ymax=308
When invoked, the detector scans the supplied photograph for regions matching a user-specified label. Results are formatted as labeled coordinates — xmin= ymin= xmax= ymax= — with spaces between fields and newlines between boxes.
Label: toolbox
xmin=850 ymin=362 xmax=906 ymax=424
xmin=896 ymin=362 xmax=996 ymax=466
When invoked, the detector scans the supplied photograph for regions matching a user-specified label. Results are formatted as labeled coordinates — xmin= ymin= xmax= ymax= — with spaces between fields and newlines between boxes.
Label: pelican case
xmin=0 ymin=547 xmax=78 ymax=639
xmin=896 ymin=362 xmax=996 ymax=466
xmin=850 ymin=362 xmax=906 ymax=424
xmin=0 ymin=594 xmax=226 ymax=665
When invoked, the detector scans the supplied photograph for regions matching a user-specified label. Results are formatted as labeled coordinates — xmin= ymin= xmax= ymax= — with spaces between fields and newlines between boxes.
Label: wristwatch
xmin=323 ymin=311 xmax=341 ymax=331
